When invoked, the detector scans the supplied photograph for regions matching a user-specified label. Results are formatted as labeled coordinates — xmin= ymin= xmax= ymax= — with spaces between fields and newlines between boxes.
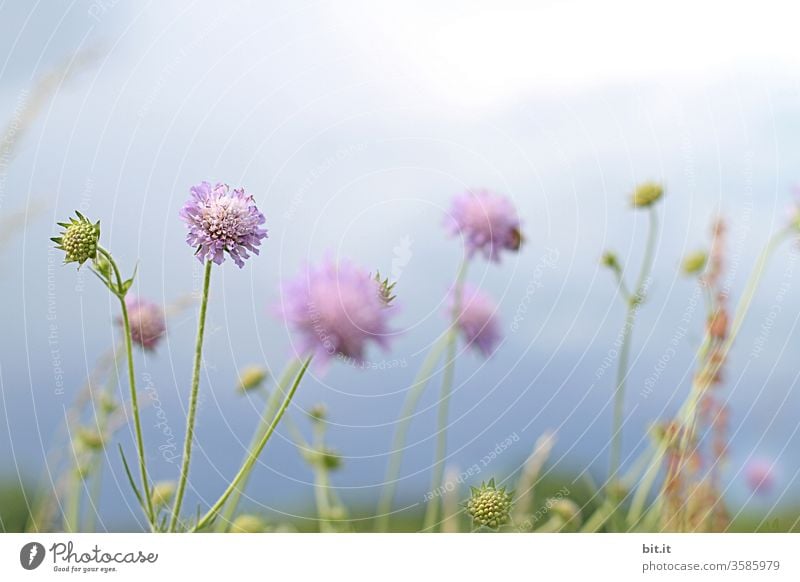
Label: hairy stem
xmin=98 ymin=246 xmax=155 ymax=527
xmin=170 ymin=260 xmax=212 ymax=531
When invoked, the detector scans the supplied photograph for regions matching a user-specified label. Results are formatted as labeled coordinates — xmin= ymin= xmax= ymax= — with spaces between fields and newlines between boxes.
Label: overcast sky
xmin=2 ymin=1 xmax=800 ymax=527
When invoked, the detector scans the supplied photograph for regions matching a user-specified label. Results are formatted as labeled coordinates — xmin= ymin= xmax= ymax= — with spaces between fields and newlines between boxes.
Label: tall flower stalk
xmin=170 ymin=182 xmax=268 ymax=531
xmin=422 ymin=258 xmax=468 ymax=530
xmin=377 ymin=189 xmax=520 ymax=532
xmin=169 ymin=259 xmax=212 ymax=531
xmin=52 ymin=212 xmax=156 ymax=528
xmin=601 ymin=182 xmax=662 ymax=502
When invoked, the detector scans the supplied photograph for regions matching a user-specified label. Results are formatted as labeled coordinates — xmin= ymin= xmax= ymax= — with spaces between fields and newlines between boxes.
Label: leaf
xmin=118 ymin=444 xmax=144 ymax=509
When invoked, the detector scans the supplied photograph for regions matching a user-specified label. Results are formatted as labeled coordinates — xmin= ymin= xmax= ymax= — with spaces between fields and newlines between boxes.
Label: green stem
xmin=169 ymin=260 xmax=213 ymax=531
xmin=374 ymin=334 xmax=450 ymax=531
xmin=628 ymin=228 xmax=789 ymax=529
xmin=423 ymin=258 xmax=469 ymax=531
xmin=97 ymin=246 xmax=155 ymax=527
xmin=192 ymin=355 xmax=313 ymax=532
xmin=215 ymin=359 xmax=302 ymax=531
xmin=607 ymin=208 xmax=658 ymax=497
xmin=65 ymin=469 xmax=82 ymax=532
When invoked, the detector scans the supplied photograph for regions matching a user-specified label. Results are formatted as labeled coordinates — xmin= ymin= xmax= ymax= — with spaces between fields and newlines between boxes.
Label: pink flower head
xmin=121 ymin=296 xmax=166 ymax=350
xmin=745 ymin=458 xmax=777 ymax=495
xmin=179 ymin=181 xmax=267 ymax=268
xmin=275 ymin=257 xmax=397 ymax=364
xmin=449 ymin=283 xmax=502 ymax=357
xmin=445 ymin=189 xmax=522 ymax=262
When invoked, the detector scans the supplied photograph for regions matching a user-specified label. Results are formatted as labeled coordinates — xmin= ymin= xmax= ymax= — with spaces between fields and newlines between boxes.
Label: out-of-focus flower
xmin=450 ymin=284 xmax=501 ymax=357
xmin=231 ymin=514 xmax=266 ymax=533
xmin=150 ymin=481 xmax=176 ymax=508
xmin=304 ymin=446 xmax=343 ymax=471
xmin=745 ymin=459 xmax=776 ymax=495
xmin=682 ymin=250 xmax=708 ymax=276
xmin=707 ymin=308 xmax=728 ymax=341
xmin=275 ymin=257 xmax=396 ymax=364
xmin=549 ymin=497 xmax=582 ymax=527
xmin=308 ymin=403 xmax=327 ymax=422
xmin=179 ymin=181 xmax=267 ymax=268
xmin=630 ymin=181 xmax=664 ymax=208
xmin=121 ymin=297 xmax=166 ymax=350
xmin=466 ymin=478 xmax=513 ymax=530
xmin=76 ymin=428 xmax=105 ymax=451
xmin=51 ymin=211 xmax=100 ymax=267
xmin=236 ymin=365 xmax=268 ymax=392
xmin=445 ymin=189 xmax=522 ymax=262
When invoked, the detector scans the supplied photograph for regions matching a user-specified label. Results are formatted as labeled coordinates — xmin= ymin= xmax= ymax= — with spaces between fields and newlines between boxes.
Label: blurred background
xmin=2 ymin=0 xmax=800 ymax=531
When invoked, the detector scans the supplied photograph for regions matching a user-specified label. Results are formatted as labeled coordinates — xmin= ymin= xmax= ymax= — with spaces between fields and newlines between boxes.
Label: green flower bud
xmin=308 ymin=403 xmax=327 ymax=422
xmin=681 ymin=250 xmax=707 ymax=276
xmin=630 ymin=182 xmax=664 ymax=209
xmin=231 ymin=514 xmax=266 ymax=533
xmin=236 ymin=365 xmax=268 ymax=392
xmin=373 ymin=271 xmax=397 ymax=307
xmin=466 ymin=478 xmax=513 ymax=530
xmin=304 ymin=446 xmax=343 ymax=471
xmin=150 ymin=481 xmax=176 ymax=508
xmin=51 ymin=211 xmax=100 ymax=267
xmin=549 ymin=497 xmax=582 ymax=526
xmin=601 ymin=251 xmax=620 ymax=271
xmin=76 ymin=427 xmax=105 ymax=451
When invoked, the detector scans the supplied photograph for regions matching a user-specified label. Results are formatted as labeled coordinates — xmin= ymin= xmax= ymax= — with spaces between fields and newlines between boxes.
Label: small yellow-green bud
xmin=76 ymin=428 xmax=105 ymax=451
xmin=304 ymin=446 xmax=343 ymax=471
xmin=549 ymin=497 xmax=582 ymax=526
xmin=601 ymin=251 xmax=620 ymax=271
xmin=466 ymin=478 xmax=513 ymax=530
xmin=236 ymin=365 xmax=268 ymax=392
xmin=630 ymin=181 xmax=664 ymax=208
xmin=308 ymin=403 xmax=327 ymax=422
xmin=231 ymin=514 xmax=266 ymax=533
xmin=52 ymin=212 xmax=100 ymax=267
xmin=150 ymin=481 xmax=176 ymax=508
xmin=681 ymin=250 xmax=707 ymax=276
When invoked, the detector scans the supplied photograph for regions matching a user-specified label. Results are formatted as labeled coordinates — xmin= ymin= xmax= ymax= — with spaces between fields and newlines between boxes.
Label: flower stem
xmin=374 ymin=334 xmax=450 ymax=531
xmin=627 ymin=228 xmax=790 ymax=530
xmin=215 ymin=359 xmax=302 ymax=531
xmin=607 ymin=207 xmax=658 ymax=498
xmin=192 ymin=355 xmax=313 ymax=532
xmin=97 ymin=246 xmax=155 ymax=527
xmin=169 ymin=259 xmax=213 ymax=531
xmin=423 ymin=257 xmax=469 ymax=531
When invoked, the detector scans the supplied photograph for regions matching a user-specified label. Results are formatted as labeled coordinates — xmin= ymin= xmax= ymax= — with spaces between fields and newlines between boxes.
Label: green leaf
xmin=118 ymin=444 xmax=145 ymax=510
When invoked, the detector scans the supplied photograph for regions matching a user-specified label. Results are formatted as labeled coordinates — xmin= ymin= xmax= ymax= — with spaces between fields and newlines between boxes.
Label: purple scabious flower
xmin=120 ymin=296 xmax=166 ymax=350
xmin=445 ymin=189 xmax=522 ymax=262
xmin=179 ymin=181 xmax=268 ymax=268
xmin=276 ymin=257 xmax=396 ymax=364
xmin=449 ymin=284 xmax=501 ymax=357
xmin=745 ymin=458 xmax=776 ymax=495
